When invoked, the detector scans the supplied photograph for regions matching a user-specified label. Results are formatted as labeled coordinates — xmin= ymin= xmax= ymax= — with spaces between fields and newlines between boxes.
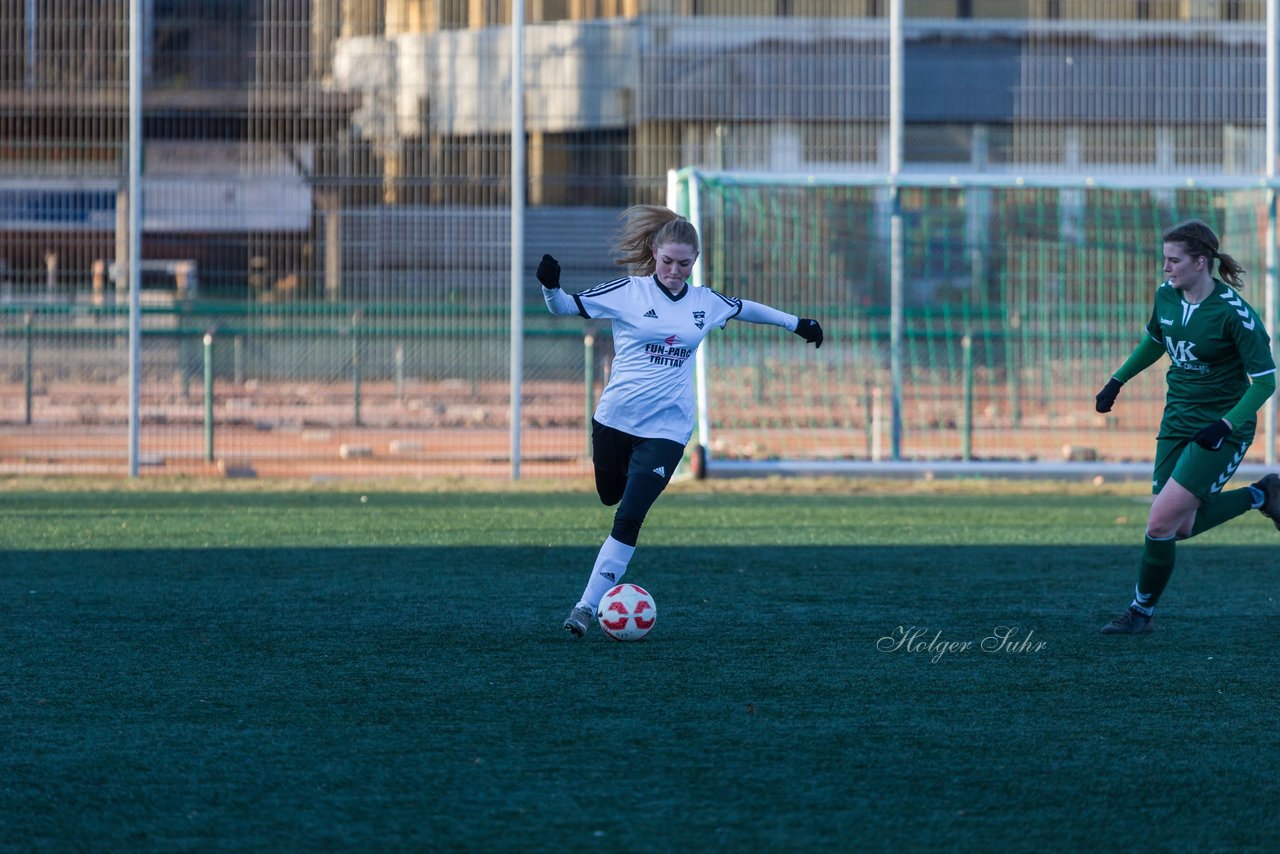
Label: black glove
xmin=1095 ymin=378 xmax=1123 ymax=413
xmin=536 ymin=254 xmax=560 ymax=290
xmin=1193 ymin=419 xmax=1233 ymax=451
xmin=794 ymin=318 xmax=823 ymax=349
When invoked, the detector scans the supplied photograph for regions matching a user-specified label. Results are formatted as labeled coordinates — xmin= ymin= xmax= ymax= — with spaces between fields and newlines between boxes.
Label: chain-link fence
xmin=1 ymin=1 xmax=1276 ymax=478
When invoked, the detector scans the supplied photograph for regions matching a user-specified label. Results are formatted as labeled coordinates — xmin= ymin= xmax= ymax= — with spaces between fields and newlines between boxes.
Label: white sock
xmin=1130 ymin=585 xmax=1155 ymax=616
xmin=577 ymin=536 xmax=635 ymax=610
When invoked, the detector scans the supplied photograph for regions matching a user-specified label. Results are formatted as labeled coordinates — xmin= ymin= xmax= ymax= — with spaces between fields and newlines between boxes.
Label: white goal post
xmin=667 ymin=167 xmax=1280 ymax=479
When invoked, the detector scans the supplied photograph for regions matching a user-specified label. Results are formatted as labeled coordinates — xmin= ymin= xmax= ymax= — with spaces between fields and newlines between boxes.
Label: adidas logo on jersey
xmin=643 ymin=308 xmax=658 ymax=318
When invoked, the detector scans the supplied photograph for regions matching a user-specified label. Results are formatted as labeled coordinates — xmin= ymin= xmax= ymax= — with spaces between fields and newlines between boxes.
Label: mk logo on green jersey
xmin=1165 ymin=338 xmax=1207 ymax=373
xmin=1166 ymin=339 xmax=1197 ymax=364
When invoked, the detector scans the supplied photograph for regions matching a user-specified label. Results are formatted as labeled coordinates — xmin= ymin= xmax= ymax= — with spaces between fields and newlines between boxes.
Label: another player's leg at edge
xmin=1101 ymin=470 xmax=1280 ymax=635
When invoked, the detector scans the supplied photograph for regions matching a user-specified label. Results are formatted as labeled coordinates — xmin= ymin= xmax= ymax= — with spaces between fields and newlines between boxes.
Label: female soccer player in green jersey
xmin=1095 ymin=220 xmax=1280 ymax=634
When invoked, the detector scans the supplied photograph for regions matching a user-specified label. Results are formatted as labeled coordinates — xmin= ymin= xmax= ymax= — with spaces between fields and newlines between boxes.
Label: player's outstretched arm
xmin=736 ymin=300 xmax=823 ymax=348
xmin=538 ymin=253 xmax=579 ymax=317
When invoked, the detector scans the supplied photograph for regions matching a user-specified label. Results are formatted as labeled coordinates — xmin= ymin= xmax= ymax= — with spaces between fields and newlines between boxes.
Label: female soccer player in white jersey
xmin=1095 ymin=220 xmax=1280 ymax=635
xmin=538 ymin=204 xmax=824 ymax=637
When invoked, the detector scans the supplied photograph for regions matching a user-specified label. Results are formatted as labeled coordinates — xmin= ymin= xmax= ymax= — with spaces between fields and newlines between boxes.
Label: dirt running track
xmin=1 ymin=378 xmax=1272 ymax=479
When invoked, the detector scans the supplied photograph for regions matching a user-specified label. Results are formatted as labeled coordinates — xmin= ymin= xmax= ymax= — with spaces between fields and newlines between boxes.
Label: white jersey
xmin=554 ymin=275 xmax=743 ymax=443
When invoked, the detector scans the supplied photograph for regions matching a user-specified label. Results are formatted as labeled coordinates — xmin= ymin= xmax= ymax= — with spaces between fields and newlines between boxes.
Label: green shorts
xmin=1153 ymin=436 xmax=1251 ymax=499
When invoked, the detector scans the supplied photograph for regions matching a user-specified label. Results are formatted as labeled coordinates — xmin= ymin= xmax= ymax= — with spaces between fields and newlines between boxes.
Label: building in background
xmin=1 ymin=0 xmax=1272 ymax=301
xmin=329 ymin=0 xmax=1269 ymax=209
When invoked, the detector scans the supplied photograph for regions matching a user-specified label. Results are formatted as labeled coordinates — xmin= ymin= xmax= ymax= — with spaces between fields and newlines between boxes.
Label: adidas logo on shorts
xmin=653 ymin=466 xmax=665 ymax=477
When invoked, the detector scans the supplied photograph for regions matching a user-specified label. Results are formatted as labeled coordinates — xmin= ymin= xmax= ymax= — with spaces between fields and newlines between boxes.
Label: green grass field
xmin=2 ymin=478 xmax=1277 ymax=851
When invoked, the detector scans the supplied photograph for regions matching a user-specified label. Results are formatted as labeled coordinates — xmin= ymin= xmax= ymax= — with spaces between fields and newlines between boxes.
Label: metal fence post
xmin=233 ymin=335 xmax=244 ymax=386
xmin=962 ymin=333 xmax=973 ymax=462
xmin=584 ymin=332 xmax=595 ymax=449
xmin=754 ymin=349 xmax=765 ymax=405
xmin=203 ymin=333 xmax=215 ymax=462
xmin=24 ymin=311 xmax=34 ymax=426
xmin=395 ymin=342 xmax=405 ymax=403
xmin=351 ymin=312 xmax=362 ymax=427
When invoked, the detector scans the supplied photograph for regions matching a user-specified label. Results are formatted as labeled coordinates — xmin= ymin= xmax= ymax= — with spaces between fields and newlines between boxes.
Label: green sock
xmin=1188 ymin=488 xmax=1255 ymax=538
xmin=1133 ymin=534 xmax=1177 ymax=612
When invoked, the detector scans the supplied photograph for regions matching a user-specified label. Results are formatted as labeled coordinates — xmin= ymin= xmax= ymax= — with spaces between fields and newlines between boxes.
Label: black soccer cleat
xmin=1253 ymin=473 xmax=1280 ymax=532
xmin=1100 ymin=606 xmax=1155 ymax=635
xmin=563 ymin=604 xmax=593 ymax=637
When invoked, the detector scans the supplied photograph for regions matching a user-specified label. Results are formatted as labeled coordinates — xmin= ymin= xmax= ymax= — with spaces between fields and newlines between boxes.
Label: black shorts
xmin=591 ymin=420 xmax=685 ymax=485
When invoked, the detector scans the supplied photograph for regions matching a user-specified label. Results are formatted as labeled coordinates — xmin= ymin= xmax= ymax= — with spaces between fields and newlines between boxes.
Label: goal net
xmin=667 ymin=168 xmax=1279 ymax=476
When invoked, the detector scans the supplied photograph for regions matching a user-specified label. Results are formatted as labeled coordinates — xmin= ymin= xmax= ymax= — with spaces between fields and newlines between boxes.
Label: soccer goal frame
xmin=667 ymin=167 xmax=1280 ymax=479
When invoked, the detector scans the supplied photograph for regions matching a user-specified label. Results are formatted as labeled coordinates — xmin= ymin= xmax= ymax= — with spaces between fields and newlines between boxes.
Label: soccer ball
xmin=596 ymin=583 xmax=657 ymax=641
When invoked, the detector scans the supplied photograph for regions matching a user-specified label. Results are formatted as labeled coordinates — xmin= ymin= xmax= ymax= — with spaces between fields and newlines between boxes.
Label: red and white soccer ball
xmin=596 ymin=583 xmax=657 ymax=641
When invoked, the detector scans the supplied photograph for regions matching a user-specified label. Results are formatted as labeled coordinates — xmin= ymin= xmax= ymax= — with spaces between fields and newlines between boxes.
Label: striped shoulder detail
xmin=706 ymin=288 xmax=743 ymax=319
xmin=705 ymin=288 xmax=741 ymax=308
xmin=1219 ymin=288 xmax=1258 ymax=331
xmin=575 ymin=277 xmax=632 ymax=298
xmin=1249 ymin=367 xmax=1277 ymax=378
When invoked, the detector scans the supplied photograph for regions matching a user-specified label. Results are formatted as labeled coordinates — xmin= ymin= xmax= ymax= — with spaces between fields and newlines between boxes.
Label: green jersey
xmin=1145 ymin=279 xmax=1275 ymax=439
